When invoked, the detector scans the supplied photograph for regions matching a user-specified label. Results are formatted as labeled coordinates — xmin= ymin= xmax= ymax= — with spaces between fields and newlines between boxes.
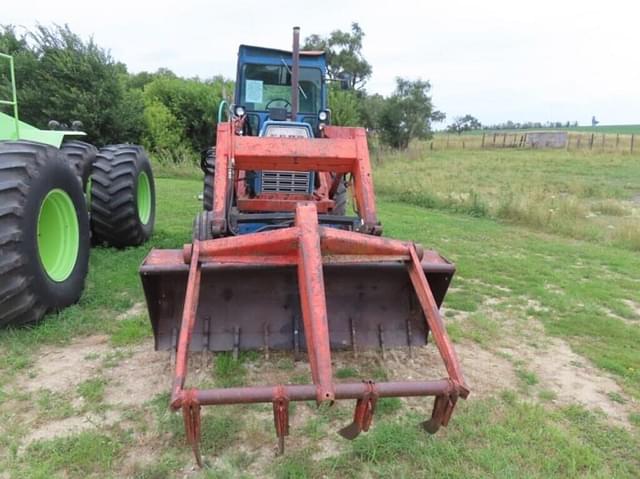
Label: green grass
xmin=273 ymin=397 xmax=640 ymax=478
xmin=0 ymin=165 xmax=639 ymax=477
xmin=375 ymin=148 xmax=640 ymax=250
xmin=8 ymin=430 xmax=125 ymax=478
xmin=440 ymin=124 xmax=640 ymax=135
xmin=110 ymin=315 xmax=151 ymax=346
xmin=381 ymin=199 xmax=640 ymax=398
xmin=76 ymin=377 xmax=107 ymax=404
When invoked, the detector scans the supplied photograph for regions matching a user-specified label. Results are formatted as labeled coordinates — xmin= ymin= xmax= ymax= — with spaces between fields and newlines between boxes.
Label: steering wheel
xmin=265 ymin=98 xmax=291 ymax=110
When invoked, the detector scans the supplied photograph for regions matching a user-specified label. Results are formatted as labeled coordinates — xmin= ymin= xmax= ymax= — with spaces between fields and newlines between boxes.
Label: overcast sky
xmin=5 ymin=0 xmax=639 ymax=126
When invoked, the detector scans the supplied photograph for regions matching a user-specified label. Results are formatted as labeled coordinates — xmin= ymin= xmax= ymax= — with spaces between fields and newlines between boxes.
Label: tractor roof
xmin=237 ymin=45 xmax=326 ymax=70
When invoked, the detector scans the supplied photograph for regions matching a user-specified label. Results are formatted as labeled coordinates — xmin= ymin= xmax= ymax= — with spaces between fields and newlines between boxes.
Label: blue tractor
xmin=199 ymin=29 xmax=348 ymax=232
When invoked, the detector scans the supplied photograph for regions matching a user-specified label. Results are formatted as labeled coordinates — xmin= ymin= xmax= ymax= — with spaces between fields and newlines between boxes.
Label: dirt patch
xmin=501 ymin=335 xmax=633 ymax=426
xmin=384 ymin=341 xmax=517 ymax=399
xmin=116 ymin=302 xmax=146 ymax=321
xmin=623 ymin=299 xmax=640 ymax=319
xmin=103 ymin=342 xmax=170 ymax=407
xmin=22 ymin=410 xmax=121 ymax=446
xmin=603 ymin=306 xmax=638 ymax=326
xmin=22 ymin=335 xmax=110 ymax=393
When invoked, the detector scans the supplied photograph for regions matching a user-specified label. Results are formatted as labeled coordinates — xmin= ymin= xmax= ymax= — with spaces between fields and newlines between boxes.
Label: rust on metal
xmin=272 ymin=385 xmax=290 ymax=454
xmin=339 ymin=380 xmax=378 ymax=439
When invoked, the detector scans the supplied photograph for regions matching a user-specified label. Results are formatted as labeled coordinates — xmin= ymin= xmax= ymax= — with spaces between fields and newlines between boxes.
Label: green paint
xmin=37 ymin=189 xmax=80 ymax=282
xmin=136 ymin=171 xmax=151 ymax=224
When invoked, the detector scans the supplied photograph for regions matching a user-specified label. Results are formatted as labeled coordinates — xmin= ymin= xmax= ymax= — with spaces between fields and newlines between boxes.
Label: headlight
xmin=234 ymin=105 xmax=246 ymax=117
xmin=318 ymin=110 xmax=329 ymax=122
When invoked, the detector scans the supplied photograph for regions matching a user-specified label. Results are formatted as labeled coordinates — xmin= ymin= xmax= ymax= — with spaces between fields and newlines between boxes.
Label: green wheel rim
xmin=37 ymin=189 xmax=80 ymax=282
xmin=137 ymin=171 xmax=151 ymax=224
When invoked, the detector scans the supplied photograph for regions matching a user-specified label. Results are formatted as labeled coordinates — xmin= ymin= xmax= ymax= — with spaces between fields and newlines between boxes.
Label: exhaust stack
xmin=291 ymin=26 xmax=300 ymax=120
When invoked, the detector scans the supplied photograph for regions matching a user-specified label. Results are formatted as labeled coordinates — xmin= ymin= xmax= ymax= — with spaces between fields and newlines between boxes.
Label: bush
xmin=328 ymin=87 xmax=362 ymax=126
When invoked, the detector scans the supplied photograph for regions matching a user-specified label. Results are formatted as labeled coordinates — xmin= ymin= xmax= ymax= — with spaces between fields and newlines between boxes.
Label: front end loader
xmin=140 ymin=27 xmax=468 ymax=465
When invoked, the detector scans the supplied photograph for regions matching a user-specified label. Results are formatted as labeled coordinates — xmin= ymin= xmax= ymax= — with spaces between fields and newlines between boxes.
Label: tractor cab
xmin=223 ymin=34 xmax=343 ymax=234
xmin=233 ymin=44 xmax=329 ymax=137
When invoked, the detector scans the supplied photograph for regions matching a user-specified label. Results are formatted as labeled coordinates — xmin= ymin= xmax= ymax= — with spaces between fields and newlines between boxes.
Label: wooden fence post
xmin=616 ymin=134 xmax=620 ymax=150
xmin=502 ymin=133 xmax=507 ymax=147
xmin=493 ymin=133 xmax=497 ymax=146
xmin=632 ymin=134 xmax=635 ymax=153
xmin=481 ymin=133 xmax=485 ymax=148
xmin=589 ymin=133 xmax=594 ymax=150
xmin=577 ymin=136 xmax=581 ymax=149
xmin=601 ymin=134 xmax=605 ymax=151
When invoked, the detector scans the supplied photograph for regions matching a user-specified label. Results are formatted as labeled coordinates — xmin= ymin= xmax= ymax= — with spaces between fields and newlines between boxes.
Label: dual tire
xmin=0 ymin=140 xmax=155 ymax=327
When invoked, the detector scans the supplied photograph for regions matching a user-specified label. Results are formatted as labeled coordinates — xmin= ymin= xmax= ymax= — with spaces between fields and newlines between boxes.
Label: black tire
xmin=192 ymin=211 xmax=213 ymax=241
xmin=201 ymin=147 xmax=215 ymax=211
xmin=331 ymin=180 xmax=348 ymax=216
xmin=60 ymin=140 xmax=97 ymax=191
xmin=90 ymin=144 xmax=156 ymax=248
xmin=0 ymin=141 xmax=90 ymax=327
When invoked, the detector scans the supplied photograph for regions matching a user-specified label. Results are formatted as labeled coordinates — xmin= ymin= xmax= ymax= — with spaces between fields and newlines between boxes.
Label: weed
xmin=77 ymin=377 xmax=107 ymax=404
xmin=111 ymin=315 xmax=151 ymax=346
xmin=335 ymin=367 xmax=359 ymax=379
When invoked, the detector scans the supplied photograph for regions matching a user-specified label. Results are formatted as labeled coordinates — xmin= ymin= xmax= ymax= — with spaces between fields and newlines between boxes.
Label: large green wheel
xmin=60 ymin=140 xmax=97 ymax=191
xmin=0 ymin=141 xmax=90 ymax=327
xmin=90 ymin=145 xmax=156 ymax=248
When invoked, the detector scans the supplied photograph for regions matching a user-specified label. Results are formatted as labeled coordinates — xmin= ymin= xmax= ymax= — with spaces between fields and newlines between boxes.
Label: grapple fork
xmin=157 ymin=202 xmax=468 ymax=463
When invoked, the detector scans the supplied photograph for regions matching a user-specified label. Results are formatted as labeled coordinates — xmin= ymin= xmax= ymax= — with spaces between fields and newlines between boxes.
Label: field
xmin=441 ymin=124 xmax=640 ymax=135
xmin=0 ymin=149 xmax=639 ymax=478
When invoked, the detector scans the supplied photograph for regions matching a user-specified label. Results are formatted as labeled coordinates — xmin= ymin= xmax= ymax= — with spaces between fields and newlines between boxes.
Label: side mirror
xmin=339 ymin=73 xmax=352 ymax=90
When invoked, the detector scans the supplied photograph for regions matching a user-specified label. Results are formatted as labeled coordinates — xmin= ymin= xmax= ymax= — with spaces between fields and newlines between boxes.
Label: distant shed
xmin=526 ymin=131 xmax=568 ymax=149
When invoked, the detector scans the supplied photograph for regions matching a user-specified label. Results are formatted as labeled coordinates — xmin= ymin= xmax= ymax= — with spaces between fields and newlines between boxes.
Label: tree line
xmin=0 ymin=23 xmax=444 ymax=159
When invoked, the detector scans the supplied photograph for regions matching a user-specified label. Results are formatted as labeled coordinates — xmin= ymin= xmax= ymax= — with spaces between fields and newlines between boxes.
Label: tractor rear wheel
xmin=201 ymin=147 xmax=215 ymax=211
xmin=90 ymin=145 xmax=156 ymax=248
xmin=60 ymin=140 xmax=97 ymax=193
xmin=0 ymin=141 xmax=90 ymax=327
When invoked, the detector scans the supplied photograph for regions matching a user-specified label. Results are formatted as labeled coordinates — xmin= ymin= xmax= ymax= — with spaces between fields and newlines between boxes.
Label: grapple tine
xmin=339 ymin=381 xmax=377 ymax=440
xmin=338 ymin=421 xmax=362 ymax=440
xmin=272 ymin=385 xmax=289 ymax=455
xmin=182 ymin=389 xmax=203 ymax=467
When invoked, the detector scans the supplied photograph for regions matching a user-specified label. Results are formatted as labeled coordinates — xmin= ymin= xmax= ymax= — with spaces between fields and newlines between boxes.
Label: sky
xmin=4 ymin=0 xmax=640 ymax=126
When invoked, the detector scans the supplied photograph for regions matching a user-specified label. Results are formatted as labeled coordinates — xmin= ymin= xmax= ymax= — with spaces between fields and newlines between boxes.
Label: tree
xmin=328 ymin=87 xmax=361 ymax=126
xmin=447 ymin=114 xmax=482 ymax=134
xmin=0 ymin=24 xmax=144 ymax=145
xmin=142 ymin=75 xmax=231 ymax=152
xmin=303 ymin=22 xmax=372 ymax=89
xmin=378 ymin=78 xmax=440 ymax=149
xmin=359 ymin=93 xmax=386 ymax=131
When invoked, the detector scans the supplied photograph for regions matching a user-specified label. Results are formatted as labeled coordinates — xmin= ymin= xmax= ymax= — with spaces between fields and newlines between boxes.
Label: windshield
xmin=240 ymin=63 xmax=322 ymax=113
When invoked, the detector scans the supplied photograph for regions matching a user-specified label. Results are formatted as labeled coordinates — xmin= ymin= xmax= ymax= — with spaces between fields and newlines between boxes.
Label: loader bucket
xmin=141 ymin=249 xmax=454 ymax=353
xmin=140 ymin=203 xmax=469 ymax=466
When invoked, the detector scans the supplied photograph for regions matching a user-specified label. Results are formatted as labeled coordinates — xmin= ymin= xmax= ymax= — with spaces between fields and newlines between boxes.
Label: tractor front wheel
xmin=201 ymin=147 xmax=215 ymax=211
xmin=331 ymin=180 xmax=348 ymax=216
xmin=0 ymin=141 xmax=90 ymax=327
xmin=90 ymin=145 xmax=156 ymax=248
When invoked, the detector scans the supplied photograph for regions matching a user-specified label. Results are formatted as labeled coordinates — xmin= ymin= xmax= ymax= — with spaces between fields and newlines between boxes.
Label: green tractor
xmin=0 ymin=53 xmax=156 ymax=327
